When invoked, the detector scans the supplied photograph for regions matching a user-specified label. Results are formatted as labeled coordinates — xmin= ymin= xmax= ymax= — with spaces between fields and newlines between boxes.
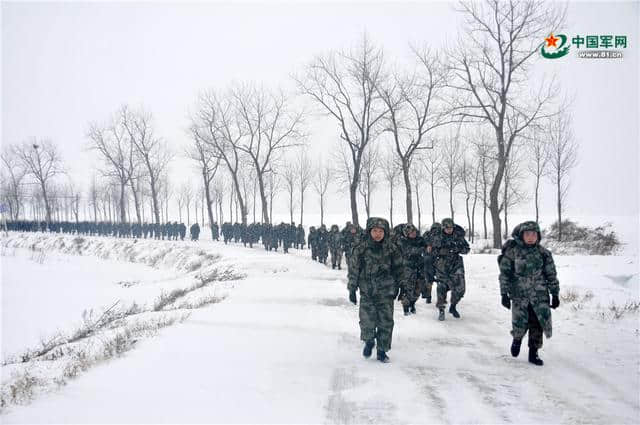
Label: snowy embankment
xmin=2 ymin=232 xmax=639 ymax=424
xmin=1 ymin=232 xmax=244 ymax=411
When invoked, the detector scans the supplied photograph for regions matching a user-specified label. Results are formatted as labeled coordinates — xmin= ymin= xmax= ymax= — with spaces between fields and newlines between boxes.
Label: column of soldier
xmin=7 ymin=216 xmax=560 ymax=368
xmin=3 ymin=220 xmax=203 ymax=241
xmin=341 ymin=216 xmax=560 ymax=367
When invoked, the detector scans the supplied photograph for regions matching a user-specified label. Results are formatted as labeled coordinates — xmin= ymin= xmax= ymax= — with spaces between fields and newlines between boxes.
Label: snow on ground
xmin=1 ymin=232 xmax=639 ymax=424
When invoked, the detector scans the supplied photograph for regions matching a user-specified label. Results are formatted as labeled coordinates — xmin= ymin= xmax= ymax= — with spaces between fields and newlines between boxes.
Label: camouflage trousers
xmin=330 ymin=248 xmax=343 ymax=268
xmin=359 ymin=296 xmax=395 ymax=352
xmin=402 ymin=277 xmax=423 ymax=307
xmin=435 ymin=272 xmax=466 ymax=309
xmin=511 ymin=303 xmax=544 ymax=349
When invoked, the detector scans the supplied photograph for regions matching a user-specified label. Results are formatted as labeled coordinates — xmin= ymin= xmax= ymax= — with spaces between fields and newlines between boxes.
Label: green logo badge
xmin=541 ymin=33 xmax=570 ymax=59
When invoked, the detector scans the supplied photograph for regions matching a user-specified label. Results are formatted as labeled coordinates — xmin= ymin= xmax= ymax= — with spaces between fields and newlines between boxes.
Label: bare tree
xmin=358 ymin=145 xmax=380 ymax=220
xmin=120 ymin=105 xmax=171 ymax=225
xmin=450 ymin=0 xmax=566 ymax=247
xmin=378 ymin=45 xmax=454 ymax=224
xmin=410 ymin=161 xmax=426 ymax=232
xmin=14 ymin=139 xmax=64 ymax=226
xmin=265 ymin=171 xmax=282 ymax=224
xmin=460 ymin=148 xmax=478 ymax=239
xmin=0 ymin=146 xmax=27 ymax=219
xmin=502 ymin=143 xmax=528 ymax=238
xmin=526 ymin=126 xmax=550 ymax=223
xmin=473 ymin=134 xmax=496 ymax=240
xmin=233 ymin=84 xmax=304 ymax=224
xmin=297 ymin=33 xmax=387 ymax=227
xmin=282 ymin=166 xmax=297 ymax=223
xmin=380 ymin=149 xmax=401 ymax=227
xmin=546 ymin=111 xmax=578 ymax=241
xmin=192 ymin=90 xmax=248 ymax=225
xmin=312 ymin=160 xmax=332 ymax=226
xmin=295 ymin=148 xmax=313 ymax=225
xmin=422 ymin=139 xmax=444 ymax=224
xmin=439 ymin=132 xmax=463 ymax=220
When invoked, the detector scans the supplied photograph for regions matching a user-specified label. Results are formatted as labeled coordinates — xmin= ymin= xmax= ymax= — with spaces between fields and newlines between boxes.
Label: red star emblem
xmin=545 ymin=33 xmax=559 ymax=48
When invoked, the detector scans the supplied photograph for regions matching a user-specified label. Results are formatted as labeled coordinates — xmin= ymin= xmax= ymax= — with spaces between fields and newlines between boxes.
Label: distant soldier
xmin=397 ymin=223 xmax=427 ymax=315
xmin=316 ymin=224 xmax=329 ymax=264
xmin=499 ymin=221 xmax=560 ymax=366
xmin=179 ymin=222 xmax=186 ymax=241
xmin=190 ymin=222 xmax=201 ymax=241
xmin=328 ymin=224 xmax=343 ymax=269
xmin=212 ymin=222 xmax=220 ymax=241
xmin=422 ymin=222 xmax=442 ymax=304
xmin=308 ymin=226 xmax=318 ymax=260
xmin=296 ymin=224 xmax=305 ymax=249
xmin=348 ymin=217 xmax=408 ymax=363
xmin=431 ymin=218 xmax=470 ymax=321
xmin=341 ymin=223 xmax=362 ymax=268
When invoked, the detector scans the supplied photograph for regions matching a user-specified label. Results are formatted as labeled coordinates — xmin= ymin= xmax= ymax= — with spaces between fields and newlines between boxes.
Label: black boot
xmin=376 ymin=350 xmax=389 ymax=363
xmin=438 ymin=308 xmax=445 ymax=321
xmin=510 ymin=338 xmax=522 ymax=357
xmin=410 ymin=303 xmax=416 ymax=314
xmin=426 ymin=296 xmax=432 ymax=304
xmin=362 ymin=340 xmax=375 ymax=358
xmin=449 ymin=304 xmax=460 ymax=318
xmin=528 ymin=347 xmax=544 ymax=366
xmin=403 ymin=304 xmax=410 ymax=316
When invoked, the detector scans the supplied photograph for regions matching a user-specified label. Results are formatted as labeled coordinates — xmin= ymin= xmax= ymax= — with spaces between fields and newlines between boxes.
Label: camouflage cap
xmin=441 ymin=218 xmax=455 ymax=228
xmin=430 ymin=222 xmax=442 ymax=231
xmin=331 ymin=224 xmax=339 ymax=231
xmin=512 ymin=221 xmax=541 ymax=242
xmin=366 ymin=217 xmax=390 ymax=233
xmin=402 ymin=223 xmax=418 ymax=237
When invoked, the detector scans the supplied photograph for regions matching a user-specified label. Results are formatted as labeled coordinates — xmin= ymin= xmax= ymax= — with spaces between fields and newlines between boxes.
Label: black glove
xmin=551 ymin=294 xmax=560 ymax=309
xmin=501 ymin=294 xmax=511 ymax=309
xmin=349 ymin=290 xmax=357 ymax=305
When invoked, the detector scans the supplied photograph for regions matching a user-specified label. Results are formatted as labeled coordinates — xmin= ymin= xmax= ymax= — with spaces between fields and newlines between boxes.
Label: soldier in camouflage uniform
xmin=432 ymin=218 xmax=470 ymax=321
xmin=341 ymin=223 xmax=361 ymax=269
xmin=308 ymin=226 xmax=318 ymax=260
xmin=499 ymin=221 xmax=560 ymax=366
xmin=422 ymin=222 xmax=441 ymax=304
xmin=348 ymin=217 xmax=407 ymax=363
xmin=328 ymin=224 xmax=343 ymax=269
xmin=316 ymin=225 xmax=329 ymax=264
xmin=397 ymin=223 xmax=427 ymax=315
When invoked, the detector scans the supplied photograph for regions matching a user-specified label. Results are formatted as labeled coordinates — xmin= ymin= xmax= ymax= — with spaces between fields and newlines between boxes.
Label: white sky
xmin=2 ymin=0 xmax=638 ymax=227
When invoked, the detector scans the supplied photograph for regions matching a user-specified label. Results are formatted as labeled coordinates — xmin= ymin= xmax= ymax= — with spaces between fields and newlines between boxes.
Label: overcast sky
xmin=2 ymin=1 xmax=638 ymax=227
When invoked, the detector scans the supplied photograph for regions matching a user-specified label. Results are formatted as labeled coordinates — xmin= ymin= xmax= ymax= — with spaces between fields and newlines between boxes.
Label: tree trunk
xmin=256 ymin=169 xmax=269 ymax=224
xmin=535 ymin=175 xmax=540 ymax=223
xmin=389 ymin=183 xmax=394 ymax=228
xmin=557 ymin=170 xmax=562 ymax=241
xmin=402 ymin=163 xmax=413 ymax=224
xmin=430 ymin=181 xmax=436 ymax=224
xmin=320 ymin=194 xmax=324 ymax=226
xmin=119 ymin=182 xmax=126 ymax=223
xmin=300 ymin=188 xmax=304 ymax=225
xmin=415 ymin=182 xmax=422 ymax=232
xmin=349 ymin=181 xmax=359 ymax=228
xmin=129 ymin=180 xmax=142 ymax=224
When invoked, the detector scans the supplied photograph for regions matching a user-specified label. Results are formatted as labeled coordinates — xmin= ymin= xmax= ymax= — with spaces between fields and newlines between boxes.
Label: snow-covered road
xmin=1 ymin=234 xmax=639 ymax=423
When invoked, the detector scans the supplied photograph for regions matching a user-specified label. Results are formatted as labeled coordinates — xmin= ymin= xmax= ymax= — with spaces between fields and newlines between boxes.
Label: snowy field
xmin=1 ymin=232 xmax=639 ymax=424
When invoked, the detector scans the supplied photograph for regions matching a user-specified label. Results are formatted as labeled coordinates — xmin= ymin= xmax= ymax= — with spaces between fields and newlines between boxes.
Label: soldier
xmin=431 ymin=218 xmax=470 ymax=321
xmin=296 ymin=224 xmax=305 ymax=249
xmin=179 ymin=222 xmax=186 ymax=241
xmin=499 ymin=221 xmax=560 ymax=366
xmin=347 ymin=217 xmax=407 ymax=363
xmin=316 ymin=224 xmax=329 ymax=264
xmin=422 ymin=223 xmax=442 ymax=304
xmin=190 ymin=222 xmax=200 ymax=241
xmin=328 ymin=224 xmax=343 ymax=269
xmin=397 ymin=223 xmax=427 ymax=315
xmin=212 ymin=221 xmax=220 ymax=241
xmin=341 ymin=222 xmax=361 ymax=268
xmin=308 ymin=226 xmax=318 ymax=260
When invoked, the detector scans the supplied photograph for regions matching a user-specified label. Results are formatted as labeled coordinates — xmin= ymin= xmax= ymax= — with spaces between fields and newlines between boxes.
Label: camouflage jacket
xmin=397 ymin=234 xmax=427 ymax=279
xmin=498 ymin=227 xmax=560 ymax=303
xmin=348 ymin=236 xmax=407 ymax=299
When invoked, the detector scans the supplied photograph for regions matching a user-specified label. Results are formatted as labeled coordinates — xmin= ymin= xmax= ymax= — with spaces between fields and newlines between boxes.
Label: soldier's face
xmin=350 ymin=228 xmax=356 ymax=234
xmin=523 ymin=230 xmax=538 ymax=245
xmin=444 ymin=226 xmax=454 ymax=235
xmin=370 ymin=227 xmax=385 ymax=242
xmin=408 ymin=230 xmax=417 ymax=238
